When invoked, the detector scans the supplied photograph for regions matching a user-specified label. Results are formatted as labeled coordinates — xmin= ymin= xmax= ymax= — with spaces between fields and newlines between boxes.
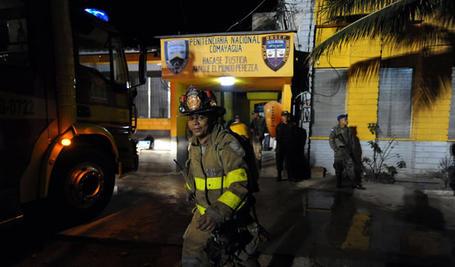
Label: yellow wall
xmin=314 ymin=1 xmax=454 ymax=141
xmin=346 ymin=74 xmax=379 ymax=140
xmin=281 ymin=84 xmax=292 ymax=112
xmin=170 ymin=82 xmax=187 ymax=138
xmin=412 ymin=80 xmax=452 ymax=141
xmin=137 ymin=118 xmax=171 ymax=131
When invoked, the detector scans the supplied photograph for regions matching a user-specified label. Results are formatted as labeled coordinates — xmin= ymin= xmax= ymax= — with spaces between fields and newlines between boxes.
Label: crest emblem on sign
xmin=164 ymin=40 xmax=189 ymax=74
xmin=262 ymin=35 xmax=290 ymax=71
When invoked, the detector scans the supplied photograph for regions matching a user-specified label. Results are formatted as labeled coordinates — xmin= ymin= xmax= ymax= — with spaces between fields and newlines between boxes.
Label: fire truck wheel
xmin=50 ymin=147 xmax=115 ymax=220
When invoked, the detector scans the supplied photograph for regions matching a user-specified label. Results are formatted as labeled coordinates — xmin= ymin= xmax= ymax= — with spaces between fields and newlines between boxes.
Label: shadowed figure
xmin=349 ymin=126 xmax=364 ymax=188
xmin=400 ymin=190 xmax=446 ymax=231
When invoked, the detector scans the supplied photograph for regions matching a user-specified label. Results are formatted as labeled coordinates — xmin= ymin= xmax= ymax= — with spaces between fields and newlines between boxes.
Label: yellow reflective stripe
xmin=196 ymin=204 xmax=206 ymax=215
xmin=218 ymin=191 xmax=242 ymax=210
xmin=194 ymin=169 xmax=247 ymax=191
xmin=225 ymin=168 xmax=248 ymax=188
xmin=194 ymin=177 xmax=223 ymax=190
xmin=185 ymin=183 xmax=192 ymax=190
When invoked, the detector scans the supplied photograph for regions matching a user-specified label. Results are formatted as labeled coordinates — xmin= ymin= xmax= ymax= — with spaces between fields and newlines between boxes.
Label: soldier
xmin=329 ymin=114 xmax=365 ymax=189
xmin=179 ymin=86 xmax=259 ymax=267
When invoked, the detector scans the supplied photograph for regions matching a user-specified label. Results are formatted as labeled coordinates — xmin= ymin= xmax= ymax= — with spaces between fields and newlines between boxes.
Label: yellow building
xmin=310 ymin=0 xmax=455 ymax=174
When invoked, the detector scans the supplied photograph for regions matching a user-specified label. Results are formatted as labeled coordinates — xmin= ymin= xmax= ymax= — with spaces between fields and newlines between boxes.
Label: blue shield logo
xmin=164 ymin=40 xmax=189 ymax=74
xmin=262 ymin=35 xmax=290 ymax=71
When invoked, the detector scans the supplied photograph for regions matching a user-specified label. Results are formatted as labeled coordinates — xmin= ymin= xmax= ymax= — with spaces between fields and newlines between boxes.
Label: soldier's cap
xmin=179 ymin=86 xmax=225 ymax=116
xmin=337 ymin=113 xmax=348 ymax=121
xmin=281 ymin=111 xmax=290 ymax=116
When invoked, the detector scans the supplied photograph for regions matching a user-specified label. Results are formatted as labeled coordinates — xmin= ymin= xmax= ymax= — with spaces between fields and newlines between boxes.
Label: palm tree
xmin=309 ymin=0 xmax=455 ymax=106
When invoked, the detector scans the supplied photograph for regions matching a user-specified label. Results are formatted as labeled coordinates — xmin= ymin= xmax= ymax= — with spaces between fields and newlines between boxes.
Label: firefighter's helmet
xmin=179 ymin=86 xmax=225 ymax=116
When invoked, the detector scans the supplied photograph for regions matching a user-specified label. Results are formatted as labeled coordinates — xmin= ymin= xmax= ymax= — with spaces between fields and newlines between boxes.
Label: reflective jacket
xmin=185 ymin=124 xmax=249 ymax=220
xmin=229 ymin=121 xmax=250 ymax=139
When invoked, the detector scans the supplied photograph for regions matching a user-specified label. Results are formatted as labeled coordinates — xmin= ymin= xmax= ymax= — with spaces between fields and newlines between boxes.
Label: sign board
xmin=160 ymin=32 xmax=294 ymax=78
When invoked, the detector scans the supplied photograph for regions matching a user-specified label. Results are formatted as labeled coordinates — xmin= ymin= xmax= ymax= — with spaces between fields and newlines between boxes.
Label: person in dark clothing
xmin=250 ymin=110 xmax=267 ymax=168
xmin=449 ymin=144 xmax=455 ymax=195
xmin=350 ymin=126 xmax=365 ymax=188
xmin=275 ymin=111 xmax=294 ymax=181
xmin=290 ymin=125 xmax=310 ymax=180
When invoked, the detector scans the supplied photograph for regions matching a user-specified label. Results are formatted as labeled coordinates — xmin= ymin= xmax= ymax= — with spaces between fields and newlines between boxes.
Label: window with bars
xmin=312 ymin=68 xmax=347 ymax=136
xmin=377 ymin=68 xmax=413 ymax=138
xmin=449 ymin=67 xmax=455 ymax=139
xmin=133 ymin=69 xmax=169 ymax=119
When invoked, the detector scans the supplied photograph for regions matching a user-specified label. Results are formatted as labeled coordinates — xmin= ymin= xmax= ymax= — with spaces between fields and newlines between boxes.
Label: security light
xmin=218 ymin=76 xmax=236 ymax=86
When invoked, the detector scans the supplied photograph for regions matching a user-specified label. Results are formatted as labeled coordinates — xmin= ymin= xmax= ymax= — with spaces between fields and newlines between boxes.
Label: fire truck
xmin=0 ymin=0 xmax=146 ymax=224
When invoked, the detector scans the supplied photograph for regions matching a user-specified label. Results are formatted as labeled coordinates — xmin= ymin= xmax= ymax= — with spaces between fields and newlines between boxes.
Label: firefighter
xmin=229 ymin=114 xmax=250 ymax=139
xmin=179 ymin=86 xmax=259 ymax=267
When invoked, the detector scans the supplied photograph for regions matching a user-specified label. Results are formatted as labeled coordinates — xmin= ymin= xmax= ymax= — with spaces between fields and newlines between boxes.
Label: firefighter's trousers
xmin=182 ymin=211 xmax=260 ymax=267
xmin=182 ymin=212 xmax=211 ymax=267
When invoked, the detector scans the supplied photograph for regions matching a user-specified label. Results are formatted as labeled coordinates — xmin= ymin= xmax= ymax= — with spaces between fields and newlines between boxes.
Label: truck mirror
xmin=138 ymin=47 xmax=147 ymax=85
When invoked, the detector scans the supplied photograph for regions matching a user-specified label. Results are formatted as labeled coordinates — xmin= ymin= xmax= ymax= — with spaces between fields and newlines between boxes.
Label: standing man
xmin=250 ymin=110 xmax=266 ymax=168
xmin=179 ymin=86 xmax=259 ymax=267
xmin=329 ymin=114 xmax=365 ymax=189
xmin=275 ymin=111 xmax=294 ymax=181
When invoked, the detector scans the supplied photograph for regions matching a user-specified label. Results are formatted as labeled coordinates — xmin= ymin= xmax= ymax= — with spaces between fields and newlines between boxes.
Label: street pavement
xmin=3 ymin=139 xmax=455 ymax=267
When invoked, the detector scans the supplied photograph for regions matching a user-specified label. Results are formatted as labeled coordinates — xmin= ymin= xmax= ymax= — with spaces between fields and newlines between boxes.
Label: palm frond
xmin=392 ymin=23 xmax=455 ymax=49
xmin=322 ymin=0 xmax=396 ymax=21
xmin=309 ymin=0 xmax=453 ymax=62
xmin=412 ymin=48 xmax=454 ymax=107
xmin=345 ymin=49 xmax=454 ymax=108
xmin=435 ymin=0 xmax=455 ymax=26
xmin=347 ymin=56 xmax=382 ymax=82
xmin=321 ymin=0 xmax=454 ymax=24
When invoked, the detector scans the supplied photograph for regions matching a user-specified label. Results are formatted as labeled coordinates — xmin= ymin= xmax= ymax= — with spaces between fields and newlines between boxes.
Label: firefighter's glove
xmin=197 ymin=208 xmax=223 ymax=232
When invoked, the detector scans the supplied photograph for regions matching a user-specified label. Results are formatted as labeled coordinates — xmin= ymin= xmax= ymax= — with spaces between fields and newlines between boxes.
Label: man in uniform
xmin=179 ymin=86 xmax=258 ymax=267
xmin=249 ymin=110 xmax=266 ymax=168
xmin=275 ymin=111 xmax=294 ymax=181
xmin=329 ymin=114 xmax=365 ymax=189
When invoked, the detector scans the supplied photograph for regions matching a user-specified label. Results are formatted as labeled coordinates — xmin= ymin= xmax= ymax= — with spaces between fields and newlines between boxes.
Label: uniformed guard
xmin=179 ymin=86 xmax=259 ymax=267
xmin=275 ymin=111 xmax=294 ymax=181
xmin=329 ymin=114 xmax=365 ymax=189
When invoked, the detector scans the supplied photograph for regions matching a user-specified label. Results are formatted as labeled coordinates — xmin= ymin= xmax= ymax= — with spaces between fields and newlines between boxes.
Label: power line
xmin=226 ymin=0 xmax=267 ymax=32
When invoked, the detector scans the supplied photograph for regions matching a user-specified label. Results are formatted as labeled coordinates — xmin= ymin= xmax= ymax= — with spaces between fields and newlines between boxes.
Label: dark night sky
xmin=76 ymin=0 xmax=278 ymax=47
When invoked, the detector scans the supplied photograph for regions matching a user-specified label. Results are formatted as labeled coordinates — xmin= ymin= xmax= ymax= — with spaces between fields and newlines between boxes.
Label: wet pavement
xmin=3 ymin=138 xmax=455 ymax=266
